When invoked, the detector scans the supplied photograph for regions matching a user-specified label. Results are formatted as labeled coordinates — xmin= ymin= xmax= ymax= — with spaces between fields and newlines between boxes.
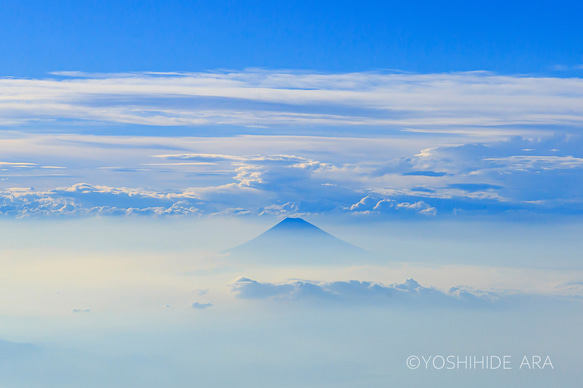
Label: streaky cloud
xmin=1 ymin=70 xmax=583 ymax=132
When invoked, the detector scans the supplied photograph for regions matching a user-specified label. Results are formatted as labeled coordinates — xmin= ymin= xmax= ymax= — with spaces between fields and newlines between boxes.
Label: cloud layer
xmin=231 ymin=277 xmax=496 ymax=308
xmin=2 ymin=133 xmax=583 ymax=217
xmin=1 ymin=70 xmax=582 ymax=218
xmin=1 ymin=70 xmax=583 ymax=132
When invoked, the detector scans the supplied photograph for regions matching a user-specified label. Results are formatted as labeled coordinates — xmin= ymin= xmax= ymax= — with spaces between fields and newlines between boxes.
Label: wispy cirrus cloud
xmin=1 ymin=70 xmax=583 ymax=132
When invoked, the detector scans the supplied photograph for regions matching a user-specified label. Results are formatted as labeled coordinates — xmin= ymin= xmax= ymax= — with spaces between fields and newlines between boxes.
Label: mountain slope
xmin=227 ymin=217 xmax=367 ymax=264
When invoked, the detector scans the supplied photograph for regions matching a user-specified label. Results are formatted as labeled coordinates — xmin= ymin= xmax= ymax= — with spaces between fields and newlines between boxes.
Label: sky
xmin=2 ymin=0 xmax=583 ymax=76
xmin=0 ymin=1 xmax=582 ymax=218
xmin=1 ymin=1 xmax=583 ymax=387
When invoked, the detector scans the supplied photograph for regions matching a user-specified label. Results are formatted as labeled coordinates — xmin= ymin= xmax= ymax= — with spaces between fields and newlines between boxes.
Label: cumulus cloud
xmin=1 ymin=132 xmax=583 ymax=217
xmin=347 ymin=196 xmax=437 ymax=216
xmin=368 ymin=135 xmax=583 ymax=209
xmin=230 ymin=277 xmax=495 ymax=308
xmin=0 ymin=183 xmax=202 ymax=217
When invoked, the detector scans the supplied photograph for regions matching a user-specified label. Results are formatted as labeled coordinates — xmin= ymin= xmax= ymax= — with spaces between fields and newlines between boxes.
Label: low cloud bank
xmin=231 ymin=277 xmax=497 ymax=308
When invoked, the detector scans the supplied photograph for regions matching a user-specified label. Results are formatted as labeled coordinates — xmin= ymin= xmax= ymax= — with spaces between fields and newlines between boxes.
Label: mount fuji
xmin=227 ymin=217 xmax=368 ymax=264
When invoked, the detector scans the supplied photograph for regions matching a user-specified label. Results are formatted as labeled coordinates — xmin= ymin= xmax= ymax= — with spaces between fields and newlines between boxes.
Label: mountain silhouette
xmin=227 ymin=217 xmax=367 ymax=264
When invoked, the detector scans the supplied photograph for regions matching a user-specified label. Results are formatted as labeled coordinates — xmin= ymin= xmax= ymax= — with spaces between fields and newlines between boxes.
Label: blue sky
xmin=2 ymin=0 xmax=583 ymax=77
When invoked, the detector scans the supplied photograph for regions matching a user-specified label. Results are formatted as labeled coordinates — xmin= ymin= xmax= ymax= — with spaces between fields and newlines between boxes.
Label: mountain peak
xmin=269 ymin=217 xmax=323 ymax=232
xmin=226 ymin=216 xmax=367 ymax=264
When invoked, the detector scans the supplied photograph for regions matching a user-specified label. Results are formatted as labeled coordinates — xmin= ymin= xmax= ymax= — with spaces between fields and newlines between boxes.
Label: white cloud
xmin=0 ymin=131 xmax=582 ymax=217
xmin=0 ymin=183 xmax=202 ymax=217
xmin=230 ymin=276 xmax=583 ymax=308
xmin=484 ymin=155 xmax=583 ymax=170
xmin=230 ymin=277 xmax=498 ymax=307
xmin=347 ymin=197 xmax=437 ymax=216
xmin=1 ymin=70 xmax=583 ymax=132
